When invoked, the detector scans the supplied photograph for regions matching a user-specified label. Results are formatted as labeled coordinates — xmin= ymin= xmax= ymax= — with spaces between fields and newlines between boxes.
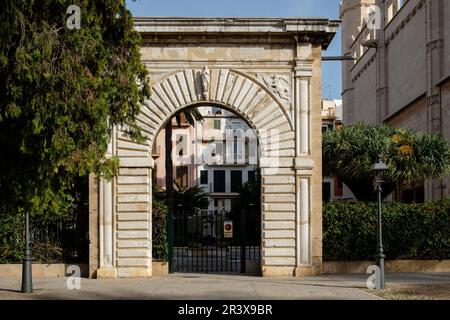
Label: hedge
xmin=323 ymin=200 xmax=450 ymax=261
xmin=152 ymin=188 xmax=168 ymax=262
xmin=0 ymin=211 xmax=73 ymax=264
xmin=2 ymin=199 xmax=448 ymax=264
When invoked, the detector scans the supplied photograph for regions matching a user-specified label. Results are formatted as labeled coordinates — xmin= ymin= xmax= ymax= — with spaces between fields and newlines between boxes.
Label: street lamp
xmin=21 ymin=211 xmax=32 ymax=293
xmin=372 ymin=156 xmax=388 ymax=289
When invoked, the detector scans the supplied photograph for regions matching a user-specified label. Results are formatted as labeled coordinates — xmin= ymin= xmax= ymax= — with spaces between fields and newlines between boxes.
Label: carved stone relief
xmin=256 ymin=73 xmax=291 ymax=106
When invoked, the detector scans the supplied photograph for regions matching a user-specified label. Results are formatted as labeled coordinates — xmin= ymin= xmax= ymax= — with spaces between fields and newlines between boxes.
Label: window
xmin=200 ymin=170 xmax=208 ymax=185
xmin=234 ymin=137 xmax=238 ymax=163
xmin=248 ymin=171 xmax=256 ymax=183
xmin=231 ymin=121 xmax=241 ymax=129
xmin=176 ymin=134 xmax=187 ymax=156
xmin=232 ymin=136 xmax=245 ymax=164
xmin=334 ymin=176 xmax=343 ymax=197
xmin=214 ymin=119 xmax=221 ymax=130
xmin=245 ymin=138 xmax=249 ymax=163
xmin=213 ymin=170 xmax=225 ymax=192
xmin=323 ymin=182 xmax=331 ymax=202
xmin=386 ymin=0 xmax=396 ymax=22
xmin=212 ymin=107 xmax=222 ymax=115
xmin=230 ymin=171 xmax=242 ymax=193
xmin=176 ymin=166 xmax=189 ymax=188
xmin=212 ymin=141 xmax=225 ymax=162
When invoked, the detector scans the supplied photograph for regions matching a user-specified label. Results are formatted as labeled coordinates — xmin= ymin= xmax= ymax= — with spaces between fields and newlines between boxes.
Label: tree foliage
xmin=174 ymin=183 xmax=209 ymax=212
xmin=0 ymin=1 xmax=150 ymax=216
xmin=323 ymin=123 xmax=450 ymax=201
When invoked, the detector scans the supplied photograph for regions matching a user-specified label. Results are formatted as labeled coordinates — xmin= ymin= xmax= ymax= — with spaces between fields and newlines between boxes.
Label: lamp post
xmin=372 ymin=156 xmax=388 ymax=289
xmin=21 ymin=211 xmax=33 ymax=293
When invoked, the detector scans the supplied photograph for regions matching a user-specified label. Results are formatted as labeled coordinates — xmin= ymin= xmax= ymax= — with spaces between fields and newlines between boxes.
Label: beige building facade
xmin=341 ymin=0 xmax=450 ymax=201
xmin=89 ymin=17 xmax=339 ymax=278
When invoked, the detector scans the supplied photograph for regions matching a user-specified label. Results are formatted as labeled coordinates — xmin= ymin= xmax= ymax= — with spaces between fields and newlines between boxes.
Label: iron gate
xmin=169 ymin=209 xmax=260 ymax=273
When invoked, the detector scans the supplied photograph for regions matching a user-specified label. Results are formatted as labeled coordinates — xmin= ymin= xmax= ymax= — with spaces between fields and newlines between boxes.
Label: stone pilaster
xmin=88 ymin=174 xmax=99 ymax=278
xmin=293 ymin=42 xmax=318 ymax=276
xmin=97 ymin=177 xmax=117 ymax=278
xmin=97 ymin=130 xmax=118 ymax=278
xmin=425 ymin=0 xmax=444 ymax=200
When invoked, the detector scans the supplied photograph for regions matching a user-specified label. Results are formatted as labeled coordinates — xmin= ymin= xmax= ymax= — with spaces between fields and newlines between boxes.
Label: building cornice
xmin=134 ymin=17 xmax=340 ymax=49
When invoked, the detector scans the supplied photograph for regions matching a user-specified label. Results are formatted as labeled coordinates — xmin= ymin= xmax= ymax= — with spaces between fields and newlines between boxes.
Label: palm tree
xmin=165 ymin=108 xmax=203 ymax=214
xmin=323 ymin=123 xmax=450 ymax=201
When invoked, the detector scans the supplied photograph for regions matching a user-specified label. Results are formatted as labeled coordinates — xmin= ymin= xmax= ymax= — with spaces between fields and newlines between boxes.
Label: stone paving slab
xmin=0 ymin=273 xmax=448 ymax=300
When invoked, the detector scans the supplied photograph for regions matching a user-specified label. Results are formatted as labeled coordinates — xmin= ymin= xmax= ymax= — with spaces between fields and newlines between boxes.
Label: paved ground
xmin=0 ymin=273 xmax=448 ymax=300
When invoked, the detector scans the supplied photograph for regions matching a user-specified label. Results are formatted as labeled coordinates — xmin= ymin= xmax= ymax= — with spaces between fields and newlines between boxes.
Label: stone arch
xmin=140 ymin=68 xmax=295 ymax=158
xmin=99 ymin=69 xmax=297 ymax=278
xmin=93 ymin=17 xmax=337 ymax=280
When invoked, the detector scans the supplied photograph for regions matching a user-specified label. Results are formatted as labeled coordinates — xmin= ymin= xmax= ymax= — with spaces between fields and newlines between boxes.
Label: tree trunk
xmin=165 ymin=120 xmax=174 ymax=212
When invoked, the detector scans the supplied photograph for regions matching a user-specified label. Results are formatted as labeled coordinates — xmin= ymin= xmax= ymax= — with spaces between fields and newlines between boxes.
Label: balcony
xmin=321 ymin=107 xmax=337 ymax=120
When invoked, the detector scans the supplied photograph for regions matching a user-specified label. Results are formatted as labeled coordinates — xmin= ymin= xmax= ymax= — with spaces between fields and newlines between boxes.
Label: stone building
xmin=151 ymin=114 xmax=197 ymax=189
xmin=321 ymin=99 xmax=350 ymax=201
xmin=151 ymin=105 xmax=258 ymax=212
xmin=195 ymin=106 xmax=258 ymax=212
xmin=89 ymin=17 xmax=339 ymax=278
xmin=341 ymin=0 xmax=450 ymax=201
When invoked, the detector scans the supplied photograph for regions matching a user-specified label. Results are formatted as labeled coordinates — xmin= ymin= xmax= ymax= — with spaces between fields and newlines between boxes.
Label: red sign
xmin=224 ymin=221 xmax=233 ymax=238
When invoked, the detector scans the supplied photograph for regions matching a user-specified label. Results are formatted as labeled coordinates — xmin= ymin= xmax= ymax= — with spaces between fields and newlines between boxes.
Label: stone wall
xmin=385 ymin=2 xmax=427 ymax=115
xmin=341 ymin=0 xmax=450 ymax=200
xmin=444 ymin=0 xmax=450 ymax=77
xmin=352 ymin=57 xmax=378 ymax=124
xmin=387 ymin=97 xmax=427 ymax=130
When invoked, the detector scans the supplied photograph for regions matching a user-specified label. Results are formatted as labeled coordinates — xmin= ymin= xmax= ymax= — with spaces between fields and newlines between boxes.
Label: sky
xmin=126 ymin=0 xmax=342 ymax=100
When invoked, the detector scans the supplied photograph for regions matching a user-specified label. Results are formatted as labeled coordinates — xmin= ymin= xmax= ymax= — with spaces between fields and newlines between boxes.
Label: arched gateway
xmin=89 ymin=17 xmax=339 ymax=278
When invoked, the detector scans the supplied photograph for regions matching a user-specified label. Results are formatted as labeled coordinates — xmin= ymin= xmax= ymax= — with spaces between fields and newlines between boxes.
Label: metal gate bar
xmin=170 ymin=208 xmax=261 ymax=274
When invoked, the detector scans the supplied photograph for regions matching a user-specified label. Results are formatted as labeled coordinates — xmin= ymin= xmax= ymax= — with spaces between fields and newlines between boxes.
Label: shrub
xmin=323 ymin=200 xmax=450 ymax=261
xmin=152 ymin=187 xmax=168 ymax=262
xmin=0 ymin=211 xmax=71 ymax=263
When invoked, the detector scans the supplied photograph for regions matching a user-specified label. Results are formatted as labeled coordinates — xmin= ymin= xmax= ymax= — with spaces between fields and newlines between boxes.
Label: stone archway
xmin=91 ymin=17 xmax=339 ymax=279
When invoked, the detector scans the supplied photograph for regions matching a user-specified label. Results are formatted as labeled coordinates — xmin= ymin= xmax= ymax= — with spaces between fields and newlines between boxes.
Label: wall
xmin=385 ymin=2 xmax=427 ymax=116
xmin=341 ymin=0 xmax=450 ymax=201
xmin=340 ymin=0 xmax=377 ymax=125
xmin=152 ymin=124 xmax=197 ymax=190
xmin=323 ymin=260 xmax=450 ymax=274
xmin=353 ymin=58 xmax=378 ymax=124
xmin=444 ymin=0 xmax=450 ymax=79
xmin=387 ymin=97 xmax=427 ymax=130
xmin=309 ymin=44 xmax=325 ymax=275
xmin=442 ymin=80 xmax=450 ymax=199
xmin=0 ymin=264 xmax=89 ymax=279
